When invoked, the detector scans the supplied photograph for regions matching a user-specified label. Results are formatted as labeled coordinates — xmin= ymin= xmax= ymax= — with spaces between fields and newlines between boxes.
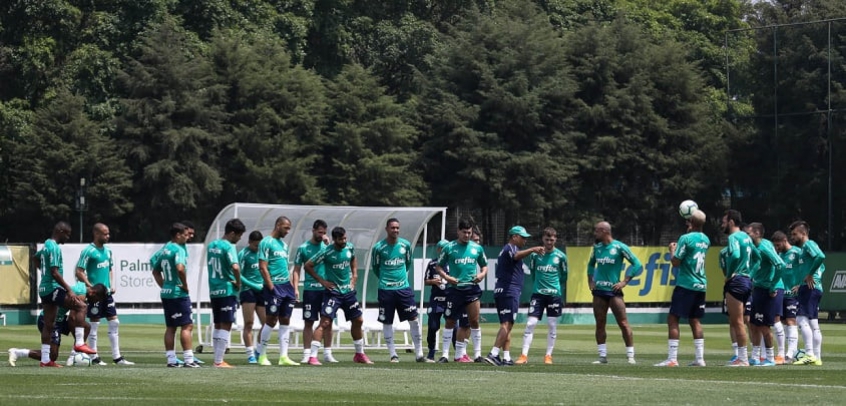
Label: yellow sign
xmin=566 ymin=246 xmax=725 ymax=303
xmin=0 ymin=245 xmax=31 ymax=305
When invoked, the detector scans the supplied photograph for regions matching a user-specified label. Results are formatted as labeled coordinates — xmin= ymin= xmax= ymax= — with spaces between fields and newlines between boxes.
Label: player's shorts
xmin=378 ymin=288 xmax=418 ymax=324
xmin=37 ymin=315 xmax=70 ymax=346
xmin=87 ymin=294 xmax=117 ymax=320
xmin=239 ymin=289 xmax=264 ymax=306
xmin=428 ymin=295 xmax=447 ymax=315
xmin=445 ymin=286 xmax=482 ymax=321
xmin=528 ymin=294 xmax=563 ymax=320
xmin=724 ymin=275 xmax=753 ymax=303
xmin=321 ymin=290 xmax=362 ymax=320
xmin=494 ymin=295 xmax=519 ymax=324
xmin=744 ymin=296 xmax=753 ymax=317
xmin=750 ymin=287 xmax=783 ymax=326
xmin=782 ymin=296 xmax=799 ymax=319
xmin=211 ymin=296 xmax=238 ymax=324
xmin=668 ymin=286 xmax=706 ymax=320
xmin=162 ymin=297 xmax=193 ymax=327
xmin=797 ymin=286 xmax=823 ymax=319
xmin=263 ymin=284 xmax=296 ymax=318
xmin=40 ymin=287 xmax=68 ymax=306
xmin=592 ymin=289 xmax=623 ymax=299
xmin=301 ymin=290 xmax=324 ymax=322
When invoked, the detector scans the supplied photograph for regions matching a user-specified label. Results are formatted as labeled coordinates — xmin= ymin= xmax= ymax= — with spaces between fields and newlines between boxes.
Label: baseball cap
xmin=436 ymin=239 xmax=449 ymax=250
xmin=508 ymin=226 xmax=531 ymax=238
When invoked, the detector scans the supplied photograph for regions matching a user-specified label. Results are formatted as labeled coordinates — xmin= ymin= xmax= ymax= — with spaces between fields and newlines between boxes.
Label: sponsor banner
xmin=0 ymin=245 xmax=31 ymax=305
xmin=820 ymin=253 xmax=846 ymax=311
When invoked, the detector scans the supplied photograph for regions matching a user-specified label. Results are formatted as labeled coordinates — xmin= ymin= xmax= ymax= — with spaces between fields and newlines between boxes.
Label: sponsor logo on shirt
xmin=384 ymin=258 xmax=405 ymax=267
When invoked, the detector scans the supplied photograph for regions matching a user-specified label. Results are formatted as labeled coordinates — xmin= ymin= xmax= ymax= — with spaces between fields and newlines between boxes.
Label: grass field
xmin=2 ymin=323 xmax=846 ymax=405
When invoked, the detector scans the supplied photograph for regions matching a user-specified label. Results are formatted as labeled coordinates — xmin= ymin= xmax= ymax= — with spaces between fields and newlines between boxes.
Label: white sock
xmin=74 ymin=327 xmax=85 ymax=346
xmin=310 ymin=340 xmax=321 ymax=357
xmin=279 ymin=325 xmax=291 ymax=357
xmin=455 ymin=340 xmax=466 ymax=359
xmin=222 ymin=329 xmax=231 ymax=362
xmin=383 ymin=324 xmax=396 ymax=357
xmin=626 ymin=346 xmax=635 ymax=359
xmin=471 ymin=328 xmax=482 ymax=358
xmin=598 ymin=343 xmax=607 ymax=358
xmin=441 ymin=328 xmax=453 ymax=358
xmin=258 ymin=324 xmax=273 ymax=355
xmin=166 ymin=350 xmax=177 ymax=364
xmin=810 ymin=318 xmax=822 ymax=359
xmin=731 ymin=342 xmax=738 ymax=356
xmin=108 ymin=319 xmax=121 ymax=360
xmin=14 ymin=349 xmax=29 ymax=358
xmin=521 ymin=317 xmax=538 ymax=356
xmin=693 ymin=338 xmax=704 ymax=362
xmin=324 ymin=348 xmax=333 ymax=357
xmin=774 ymin=322 xmax=785 ymax=357
xmin=765 ymin=346 xmax=774 ymax=361
xmin=751 ymin=345 xmax=761 ymax=360
xmin=668 ymin=339 xmax=679 ymax=362
xmin=213 ymin=329 xmax=225 ymax=364
xmin=88 ymin=321 xmax=100 ymax=354
xmin=409 ymin=319 xmax=423 ymax=357
xmin=503 ymin=350 xmax=511 ymax=361
xmin=353 ymin=339 xmax=364 ymax=354
xmin=302 ymin=349 xmax=311 ymax=360
xmin=491 ymin=346 xmax=501 ymax=357
xmin=546 ymin=318 xmax=558 ymax=356
xmin=246 ymin=346 xmax=255 ymax=358
xmin=797 ymin=316 xmax=814 ymax=353
xmin=41 ymin=344 xmax=50 ymax=363
xmin=183 ymin=349 xmax=194 ymax=364
xmin=738 ymin=345 xmax=748 ymax=362
xmin=787 ymin=325 xmax=799 ymax=358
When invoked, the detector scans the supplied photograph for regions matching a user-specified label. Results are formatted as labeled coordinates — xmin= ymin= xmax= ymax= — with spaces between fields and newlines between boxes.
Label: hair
xmin=789 ymin=220 xmax=809 ymax=234
xmin=543 ymin=227 xmax=557 ymax=237
xmin=771 ymin=230 xmax=788 ymax=242
xmin=275 ymin=216 xmax=291 ymax=226
xmin=458 ymin=217 xmax=474 ymax=231
xmin=248 ymin=230 xmax=263 ymax=242
xmin=313 ymin=219 xmax=328 ymax=230
xmin=724 ymin=210 xmax=743 ymax=227
xmin=331 ymin=226 xmax=346 ymax=240
xmin=54 ymin=221 xmax=71 ymax=233
xmin=170 ymin=222 xmax=187 ymax=237
xmin=386 ymin=218 xmax=400 ymax=227
xmin=180 ymin=220 xmax=195 ymax=230
xmin=747 ymin=222 xmax=765 ymax=237
xmin=225 ymin=218 xmax=246 ymax=235
xmin=90 ymin=283 xmax=108 ymax=301
xmin=92 ymin=223 xmax=108 ymax=233
xmin=689 ymin=210 xmax=706 ymax=227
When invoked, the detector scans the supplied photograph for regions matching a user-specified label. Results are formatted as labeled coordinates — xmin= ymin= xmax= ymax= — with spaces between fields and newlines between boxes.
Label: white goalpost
xmin=194 ymin=203 xmax=447 ymax=353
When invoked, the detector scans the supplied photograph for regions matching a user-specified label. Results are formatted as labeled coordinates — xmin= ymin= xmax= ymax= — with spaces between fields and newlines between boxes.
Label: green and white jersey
xmin=726 ymin=231 xmax=756 ymax=279
xmin=780 ymin=246 xmax=803 ymax=297
xmin=371 ymin=238 xmax=413 ymax=290
xmin=41 ymin=282 xmax=87 ymax=323
xmin=76 ymin=243 xmax=113 ymax=290
xmin=38 ymin=239 xmax=65 ymax=295
xmin=751 ymin=239 xmax=785 ymax=292
xmin=528 ymin=248 xmax=567 ymax=297
xmin=238 ymin=247 xmax=263 ymax=292
xmin=151 ymin=242 xmax=189 ymax=299
xmin=673 ymin=232 xmax=710 ymax=292
xmin=587 ymin=240 xmax=643 ymax=292
xmin=295 ymin=240 xmax=327 ymax=291
xmin=258 ymin=236 xmax=291 ymax=284
xmin=438 ymin=240 xmax=488 ymax=289
xmin=310 ymin=243 xmax=356 ymax=294
xmin=207 ymin=239 xmax=239 ymax=299
xmin=797 ymin=239 xmax=826 ymax=292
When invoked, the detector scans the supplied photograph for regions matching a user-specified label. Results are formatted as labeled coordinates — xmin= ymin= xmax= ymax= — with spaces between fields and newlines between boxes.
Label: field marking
xmin=0 ymin=395 xmax=447 ymax=404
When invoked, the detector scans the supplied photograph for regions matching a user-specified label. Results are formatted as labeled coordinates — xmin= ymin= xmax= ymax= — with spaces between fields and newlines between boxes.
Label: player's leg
xmin=592 ymin=294 xmax=610 ymax=363
xmin=609 ymin=295 xmax=635 ymax=363
xmin=301 ymin=290 xmax=321 ymax=363
xmin=426 ymin=303 xmax=443 ymax=361
xmin=87 ymin=302 xmax=102 ymax=364
xmin=277 ymin=296 xmax=298 ymax=366
xmin=395 ymin=287 xmax=424 ymax=361
xmin=725 ymin=278 xmax=750 ymax=365
xmin=487 ymin=295 xmax=513 ymax=365
xmin=346 ymin=293 xmax=372 ymax=364
xmin=466 ymin=289 xmax=483 ymax=362
xmin=240 ymin=292 xmax=257 ymax=362
xmin=440 ymin=291 xmax=458 ymax=362
xmin=213 ymin=296 xmax=237 ymax=367
xmin=658 ymin=287 xmax=684 ymax=366
xmin=101 ymin=295 xmax=130 ymax=365
xmin=40 ymin=303 xmax=59 ymax=365
xmin=545 ymin=296 xmax=563 ymax=364
xmin=378 ymin=289 xmax=399 ymax=361
xmin=257 ymin=288 xmax=279 ymax=363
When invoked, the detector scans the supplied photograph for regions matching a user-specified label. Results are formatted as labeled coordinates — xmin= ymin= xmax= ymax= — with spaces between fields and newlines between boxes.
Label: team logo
xmin=378 ymin=313 xmax=385 ymax=321
xmin=325 ymin=306 xmax=333 ymax=314
xmin=529 ymin=306 xmax=535 ymax=313
xmin=427 ymin=308 xmax=432 ymax=314
xmin=304 ymin=311 xmax=311 ymax=319
xmin=91 ymin=307 xmax=100 ymax=315
xmin=445 ymin=308 xmax=451 ymax=316
xmin=269 ymin=305 xmax=278 ymax=314
xmin=345 ymin=250 xmax=352 ymax=258
xmin=470 ymin=248 xmax=477 ymax=255
xmin=552 ymin=257 xmax=559 ymax=264
xmin=399 ymin=247 xmax=406 ymax=254
xmin=610 ymin=248 xmax=617 ymax=255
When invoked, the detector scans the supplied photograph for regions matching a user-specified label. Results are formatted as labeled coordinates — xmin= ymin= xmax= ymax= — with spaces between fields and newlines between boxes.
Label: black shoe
xmin=474 ymin=356 xmax=483 ymax=363
xmin=502 ymin=359 xmax=514 ymax=366
xmin=436 ymin=357 xmax=449 ymax=364
xmin=166 ymin=363 xmax=182 ymax=368
xmin=483 ymin=353 xmax=502 ymax=366
xmin=183 ymin=361 xmax=201 ymax=368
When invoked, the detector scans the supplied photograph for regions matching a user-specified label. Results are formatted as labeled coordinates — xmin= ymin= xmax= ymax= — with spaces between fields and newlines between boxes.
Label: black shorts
xmin=668 ymin=286 xmax=706 ymax=320
xmin=211 ymin=296 xmax=238 ymax=324
xmin=378 ymin=288 xmax=418 ymax=324
xmin=87 ymin=295 xmax=117 ymax=320
xmin=528 ymin=294 xmax=563 ymax=320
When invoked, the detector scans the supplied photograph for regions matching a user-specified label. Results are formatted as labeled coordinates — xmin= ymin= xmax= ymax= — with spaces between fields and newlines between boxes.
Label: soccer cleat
xmin=214 ymin=361 xmax=234 ymax=368
xmin=91 ymin=357 xmax=107 ymax=366
xmin=183 ymin=361 xmax=201 ymax=368
xmin=424 ymin=357 xmax=436 ymax=363
xmin=40 ymin=361 xmax=62 ymax=367
xmin=193 ymin=357 xmax=205 ymax=364
xmin=592 ymin=357 xmax=608 ymax=364
xmin=728 ymin=359 xmax=750 ymax=367
xmin=73 ymin=343 xmax=97 ymax=355
xmin=793 ymin=354 xmax=817 ymax=365
xmin=323 ymin=354 xmax=340 ymax=363
xmin=456 ymin=355 xmax=473 ymax=363
xmin=627 ymin=357 xmax=636 ymax=365
xmin=8 ymin=348 xmax=17 ymax=367
xmin=784 ymin=357 xmax=794 ymax=364
xmin=301 ymin=354 xmax=311 ymax=364
xmin=502 ymin=359 xmax=514 ymax=366
xmin=247 ymin=355 xmax=257 ymax=364
xmin=758 ymin=359 xmax=776 ymax=367
xmin=390 ymin=356 xmax=399 ymax=363
xmin=257 ymin=354 xmax=271 ymax=366
xmin=749 ymin=358 xmax=760 ymax=366
xmin=654 ymin=359 xmax=679 ymax=367
xmin=175 ymin=358 xmax=184 ymax=365
xmin=813 ymin=358 xmax=823 ymax=366
xmin=483 ymin=353 xmax=502 ymax=366
xmin=307 ymin=357 xmax=322 ymax=366
xmin=353 ymin=353 xmax=374 ymax=364
xmin=114 ymin=357 xmax=135 ymax=366
xmin=474 ymin=356 xmax=484 ymax=363
xmin=544 ymin=355 xmax=553 ymax=365
xmin=774 ymin=356 xmax=785 ymax=365
xmin=166 ymin=362 xmax=182 ymax=368
xmin=278 ymin=355 xmax=300 ymax=366
xmin=66 ymin=355 xmax=75 ymax=367
xmin=687 ymin=360 xmax=706 ymax=367
xmin=436 ymin=357 xmax=449 ymax=364
xmin=514 ymin=354 xmax=528 ymax=365
xmin=728 ymin=355 xmax=738 ymax=363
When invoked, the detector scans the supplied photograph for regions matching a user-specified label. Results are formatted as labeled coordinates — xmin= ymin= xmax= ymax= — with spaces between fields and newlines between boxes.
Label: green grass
xmin=2 ymin=323 xmax=846 ymax=405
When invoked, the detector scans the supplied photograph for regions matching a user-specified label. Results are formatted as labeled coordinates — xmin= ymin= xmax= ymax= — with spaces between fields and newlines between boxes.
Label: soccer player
xmin=424 ymin=239 xmax=450 ymax=362
xmin=372 ymin=218 xmax=425 ymax=362
xmin=721 ymin=210 xmax=756 ymax=366
xmin=484 ymin=225 xmax=542 ymax=366
xmin=256 ymin=216 xmax=300 ymax=366
xmin=437 ymin=217 xmax=489 ymax=363
xmin=772 ymin=230 xmax=801 ymax=363
xmin=238 ymin=231 xmax=265 ymax=363
xmin=745 ymin=222 xmax=784 ymax=367
xmin=789 ymin=220 xmax=826 ymax=366
xmin=294 ymin=220 xmax=337 ymax=365
xmin=207 ymin=218 xmax=245 ymax=368
xmin=151 ymin=222 xmax=198 ymax=367
xmin=305 ymin=226 xmax=374 ymax=364
xmin=75 ymin=223 xmax=134 ymax=366
xmin=38 ymin=221 xmax=97 ymax=367
xmin=514 ymin=227 xmax=567 ymax=365
xmin=587 ymin=221 xmax=642 ymax=364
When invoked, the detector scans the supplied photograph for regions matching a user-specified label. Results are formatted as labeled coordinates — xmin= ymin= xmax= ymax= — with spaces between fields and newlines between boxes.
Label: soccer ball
xmin=72 ymin=353 xmax=92 ymax=366
xmin=793 ymin=349 xmax=806 ymax=360
xmin=678 ymin=200 xmax=699 ymax=219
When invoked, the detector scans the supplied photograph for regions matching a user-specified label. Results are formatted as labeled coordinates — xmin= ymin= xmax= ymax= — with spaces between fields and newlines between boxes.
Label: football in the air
xmin=73 ymin=353 xmax=92 ymax=366
xmin=678 ymin=200 xmax=699 ymax=219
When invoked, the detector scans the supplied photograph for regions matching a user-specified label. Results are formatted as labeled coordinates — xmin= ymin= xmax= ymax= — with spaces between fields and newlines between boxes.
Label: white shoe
xmin=592 ymin=356 xmax=608 ymax=364
xmin=687 ymin=360 xmax=706 ymax=367
xmin=66 ymin=354 xmax=76 ymax=367
xmin=323 ymin=354 xmax=339 ymax=363
xmin=8 ymin=348 xmax=17 ymax=367
xmin=301 ymin=354 xmax=311 ymax=364
xmin=114 ymin=357 xmax=135 ymax=365
xmin=627 ymin=357 xmax=636 ymax=365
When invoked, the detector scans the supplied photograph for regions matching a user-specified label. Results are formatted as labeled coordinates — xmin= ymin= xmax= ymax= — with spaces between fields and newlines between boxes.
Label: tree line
xmin=0 ymin=0 xmax=843 ymax=249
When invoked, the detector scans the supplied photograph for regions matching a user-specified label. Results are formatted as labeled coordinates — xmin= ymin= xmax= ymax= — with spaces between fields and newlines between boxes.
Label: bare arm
xmin=350 ymin=257 xmax=358 ymax=289
xmin=231 ymin=264 xmax=241 ymax=292
xmin=473 ymin=265 xmax=488 ymax=283
xmin=153 ymin=270 xmax=163 ymax=288
xmin=177 ymin=264 xmax=188 ymax=294
xmin=290 ymin=264 xmax=299 ymax=299
xmin=76 ymin=267 xmax=92 ymax=288
xmin=306 ymin=260 xmax=335 ymax=290
xmin=259 ymin=260 xmax=273 ymax=290
xmin=437 ymin=265 xmax=458 ymax=285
